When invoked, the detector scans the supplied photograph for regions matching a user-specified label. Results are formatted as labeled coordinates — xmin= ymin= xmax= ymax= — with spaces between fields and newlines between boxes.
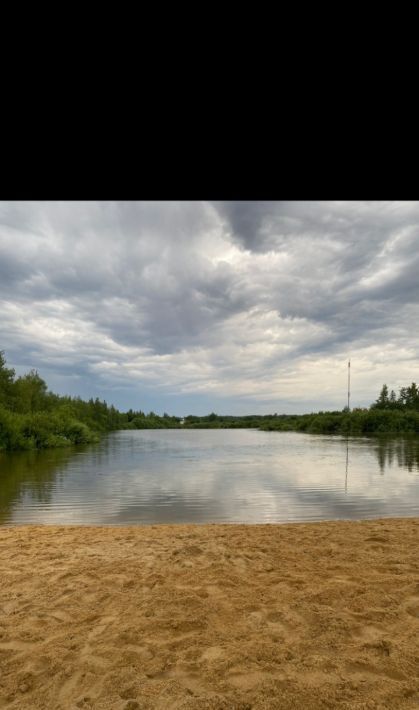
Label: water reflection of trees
xmin=374 ymin=438 xmax=419 ymax=473
xmin=0 ymin=447 xmax=82 ymax=524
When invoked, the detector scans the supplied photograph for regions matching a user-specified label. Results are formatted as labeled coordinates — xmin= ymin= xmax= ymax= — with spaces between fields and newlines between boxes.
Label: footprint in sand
xmin=247 ymin=610 xmax=265 ymax=629
xmin=200 ymin=645 xmax=223 ymax=662
xmin=346 ymin=661 xmax=406 ymax=682
xmin=228 ymin=669 xmax=277 ymax=690
xmin=362 ymin=639 xmax=392 ymax=657
xmin=405 ymin=597 xmax=419 ymax=618
xmin=351 ymin=624 xmax=384 ymax=643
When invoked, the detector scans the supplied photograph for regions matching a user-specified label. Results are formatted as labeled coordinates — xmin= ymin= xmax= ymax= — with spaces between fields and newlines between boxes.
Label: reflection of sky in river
xmin=4 ymin=430 xmax=419 ymax=525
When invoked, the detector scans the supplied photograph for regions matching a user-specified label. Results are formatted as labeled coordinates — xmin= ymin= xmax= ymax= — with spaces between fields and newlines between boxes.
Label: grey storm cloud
xmin=215 ymin=200 xmax=419 ymax=324
xmin=1 ymin=201 xmax=419 ymax=413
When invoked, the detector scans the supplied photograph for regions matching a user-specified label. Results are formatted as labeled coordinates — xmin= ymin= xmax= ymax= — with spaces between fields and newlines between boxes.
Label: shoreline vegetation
xmin=2 ymin=351 xmax=419 ymax=451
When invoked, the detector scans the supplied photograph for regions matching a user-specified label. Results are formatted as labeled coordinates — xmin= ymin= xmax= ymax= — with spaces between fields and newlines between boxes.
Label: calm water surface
xmin=0 ymin=429 xmax=418 ymax=525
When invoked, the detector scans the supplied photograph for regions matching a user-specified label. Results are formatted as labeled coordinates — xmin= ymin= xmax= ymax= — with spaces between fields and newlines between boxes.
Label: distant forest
xmin=1 ymin=351 xmax=419 ymax=451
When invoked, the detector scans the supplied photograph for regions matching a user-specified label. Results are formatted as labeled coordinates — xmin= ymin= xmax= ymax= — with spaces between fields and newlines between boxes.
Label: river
xmin=0 ymin=429 xmax=418 ymax=525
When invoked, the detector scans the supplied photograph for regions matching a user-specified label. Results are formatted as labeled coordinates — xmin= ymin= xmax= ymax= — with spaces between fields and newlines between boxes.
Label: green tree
xmin=406 ymin=382 xmax=419 ymax=409
xmin=375 ymin=384 xmax=389 ymax=409
xmin=14 ymin=370 xmax=48 ymax=413
xmin=398 ymin=383 xmax=419 ymax=409
xmin=0 ymin=351 xmax=15 ymax=408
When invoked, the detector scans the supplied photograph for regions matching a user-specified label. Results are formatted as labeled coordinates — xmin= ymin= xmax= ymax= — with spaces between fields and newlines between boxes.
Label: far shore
xmin=0 ymin=518 xmax=418 ymax=709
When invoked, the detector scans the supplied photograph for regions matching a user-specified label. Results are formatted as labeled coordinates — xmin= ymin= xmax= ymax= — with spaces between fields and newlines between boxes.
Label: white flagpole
xmin=347 ymin=360 xmax=351 ymax=411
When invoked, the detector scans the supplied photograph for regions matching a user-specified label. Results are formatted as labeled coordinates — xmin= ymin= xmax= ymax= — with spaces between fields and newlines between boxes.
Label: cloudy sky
xmin=1 ymin=201 xmax=418 ymax=415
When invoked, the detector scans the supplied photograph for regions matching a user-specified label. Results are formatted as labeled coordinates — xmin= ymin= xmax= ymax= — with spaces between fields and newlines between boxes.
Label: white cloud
xmin=1 ymin=201 xmax=419 ymax=414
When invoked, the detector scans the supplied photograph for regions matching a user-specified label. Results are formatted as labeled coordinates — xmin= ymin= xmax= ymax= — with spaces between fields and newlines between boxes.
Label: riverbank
xmin=0 ymin=519 xmax=418 ymax=709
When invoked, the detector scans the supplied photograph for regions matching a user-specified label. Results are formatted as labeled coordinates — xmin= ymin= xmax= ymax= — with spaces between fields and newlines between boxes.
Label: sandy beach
xmin=0 ymin=519 xmax=418 ymax=709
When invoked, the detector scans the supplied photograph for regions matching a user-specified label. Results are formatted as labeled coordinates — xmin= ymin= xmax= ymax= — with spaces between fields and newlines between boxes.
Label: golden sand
xmin=0 ymin=519 xmax=418 ymax=709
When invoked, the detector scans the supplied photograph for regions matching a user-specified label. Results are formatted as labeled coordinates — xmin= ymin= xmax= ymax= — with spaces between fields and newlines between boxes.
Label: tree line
xmin=1 ymin=350 xmax=419 ymax=450
xmin=0 ymin=351 xmax=182 ymax=450
xmin=260 ymin=382 xmax=419 ymax=436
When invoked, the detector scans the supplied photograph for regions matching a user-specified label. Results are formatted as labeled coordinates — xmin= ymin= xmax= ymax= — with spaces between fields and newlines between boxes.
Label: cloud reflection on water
xmin=3 ymin=430 xmax=419 ymax=526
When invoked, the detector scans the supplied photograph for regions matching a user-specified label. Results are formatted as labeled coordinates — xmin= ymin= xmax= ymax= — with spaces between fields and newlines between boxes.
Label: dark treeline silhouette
xmin=372 ymin=383 xmax=419 ymax=410
xmin=174 ymin=383 xmax=419 ymax=436
xmin=260 ymin=382 xmax=419 ymax=436
xmin=181 ymin=382 xmax=419 ymax=435
xmin=2 ymin=350 xmax=419 ymax=450
xmin=182 ymin=413 xmax=278 ymax=429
